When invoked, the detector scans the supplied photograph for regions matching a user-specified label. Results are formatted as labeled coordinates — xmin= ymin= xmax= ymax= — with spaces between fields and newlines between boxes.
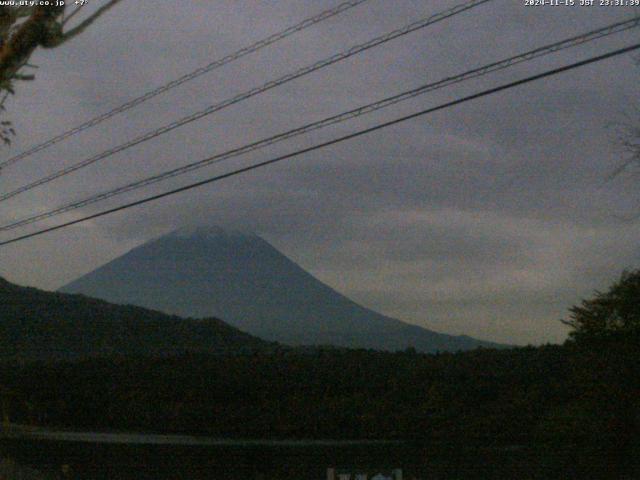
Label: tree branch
xmin=0 ymin=6 xmax=63 ymax=84
xmin=51 ymin=0 xmax=122 ymax=47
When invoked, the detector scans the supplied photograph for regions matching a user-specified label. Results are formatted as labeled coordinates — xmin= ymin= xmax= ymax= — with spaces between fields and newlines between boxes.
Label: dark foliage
xmin=0 ymin=277 xmax=270 ymax=361
xmin=562 ymin=269 xmax=640 ymax=343
xmin=0 ymin=273 xmax=638 ymax=476
xmin=1 ymin=341 xmax=638 ymax=476
xmin=0 ymin=346 xmax=564 ymax=441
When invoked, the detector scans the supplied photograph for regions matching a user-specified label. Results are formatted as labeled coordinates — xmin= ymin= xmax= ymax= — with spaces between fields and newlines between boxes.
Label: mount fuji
xmin=60 ymin=226 xmax=501 ymax=352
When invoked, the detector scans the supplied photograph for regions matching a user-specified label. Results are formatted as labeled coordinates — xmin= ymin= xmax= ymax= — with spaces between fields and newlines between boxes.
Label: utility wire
xmin=1 ymin=16 xmax=637 ymax=233
xmin=1 ymin=42 xmax=638 ymax=247
xmin=0 ymin=0 xmax=372 ymax=170
xmin=0 ymin=0 xmax=492 ymax=203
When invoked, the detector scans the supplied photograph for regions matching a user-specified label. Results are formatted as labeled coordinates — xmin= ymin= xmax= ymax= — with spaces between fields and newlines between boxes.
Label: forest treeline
xmin=0 ymin=271 xmax=638 ymax=476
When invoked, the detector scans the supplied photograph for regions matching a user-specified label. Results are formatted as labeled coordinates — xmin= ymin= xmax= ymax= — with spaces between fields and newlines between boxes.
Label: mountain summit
xmin=61 ymin=226 xmax=500 ymax=352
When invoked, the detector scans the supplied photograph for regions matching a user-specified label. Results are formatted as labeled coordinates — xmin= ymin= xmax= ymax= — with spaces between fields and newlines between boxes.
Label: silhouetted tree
xmin=555 ymin=270 xmax=640 ymax=476
xmin=0 ymin=2 xmax=122 ymax=145
xmin=562 ymin=269 xmax=640 ymax=343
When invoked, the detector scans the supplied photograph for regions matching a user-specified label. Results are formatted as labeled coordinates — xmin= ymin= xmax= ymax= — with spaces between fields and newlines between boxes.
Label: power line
xmin=0 ymin=16 xmax=637 ymax=233
xmin=0 ymin=0 xmax=372 ymax=171
xmin=1 ymin=42 xmax=638 ymax=248
xmin=0 ymin=0 xmax=492 ymax=203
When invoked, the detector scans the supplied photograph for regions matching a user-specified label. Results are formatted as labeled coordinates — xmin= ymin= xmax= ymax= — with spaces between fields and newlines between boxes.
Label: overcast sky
xmin=0 ymin=0 xmax=639 ymax=345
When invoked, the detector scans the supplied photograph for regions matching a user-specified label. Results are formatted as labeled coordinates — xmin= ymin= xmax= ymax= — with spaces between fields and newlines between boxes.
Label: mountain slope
xmin=0 ymin=276 xmax=269 ymax=362
xmin=61 ymin=226 xmax=502 ymax=352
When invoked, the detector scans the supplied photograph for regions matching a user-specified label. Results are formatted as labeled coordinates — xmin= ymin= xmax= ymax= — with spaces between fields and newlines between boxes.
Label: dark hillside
xmin=0 ymin=277 xmax=269 ymax=361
